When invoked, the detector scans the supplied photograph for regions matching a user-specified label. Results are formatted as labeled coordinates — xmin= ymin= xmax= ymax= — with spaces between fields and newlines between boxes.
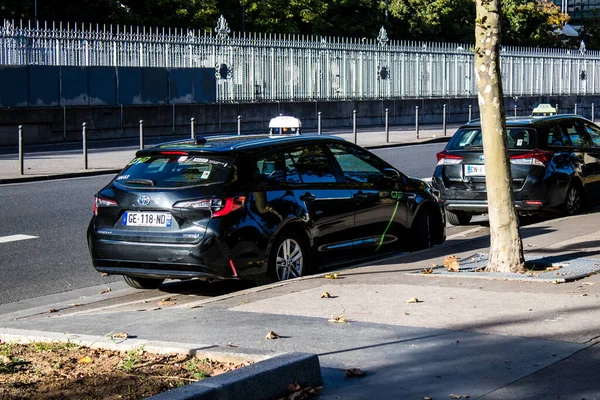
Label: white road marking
xmin=0 ymin=234 xmax=39 ymax=244
xmin=446 ymin=226 xmax=485 ymax=240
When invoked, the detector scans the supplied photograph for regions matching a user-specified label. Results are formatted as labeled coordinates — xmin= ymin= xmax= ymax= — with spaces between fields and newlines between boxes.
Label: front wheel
xmin=123 ymin=276 xmax=164 ymax=290
xmin=564 ymin=185 xmax=583 ymax=216
xmin=267 ymin=231 xmax=309 ymax=283
xmin=446 ymin=210 xmax=472 ymax=226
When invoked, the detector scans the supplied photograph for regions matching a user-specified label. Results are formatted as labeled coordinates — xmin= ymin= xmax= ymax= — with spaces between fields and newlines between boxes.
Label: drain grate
xmin=411 ymin=253 xmax=600 ymax=283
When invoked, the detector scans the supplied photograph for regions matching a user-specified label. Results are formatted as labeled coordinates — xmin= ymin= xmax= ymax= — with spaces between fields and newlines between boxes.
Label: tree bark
xmin=475 ymin=0 xmax=524 ymax=273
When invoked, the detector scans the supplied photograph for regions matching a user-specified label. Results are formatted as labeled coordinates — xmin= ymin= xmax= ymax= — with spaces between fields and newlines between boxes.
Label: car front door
xmin=326 ymin=142 xmax=412 ymax=254
xmin=565 ymin=120 xmax=600 ymax=200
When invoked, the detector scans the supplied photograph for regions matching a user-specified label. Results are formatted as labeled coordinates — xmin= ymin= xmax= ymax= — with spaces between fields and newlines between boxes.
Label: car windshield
xmin=115 ymin=154 xmax=234 ymax=188
xmin=447 ymin=127 xmax=536 ymax=150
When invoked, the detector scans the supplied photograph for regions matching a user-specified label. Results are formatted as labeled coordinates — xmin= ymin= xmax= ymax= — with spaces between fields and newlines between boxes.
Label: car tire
xmin=564 ymin=185 xmax=583 ymax=216
xmin=410 ymin=212 xmax=433 ymax=250
xmin=446 ymin=210 xmax=472 ymax=226
xmin=266 ymin=231 xmax=309 ymax=283
xmin=123 ymin=275 xmax=164 ymax=290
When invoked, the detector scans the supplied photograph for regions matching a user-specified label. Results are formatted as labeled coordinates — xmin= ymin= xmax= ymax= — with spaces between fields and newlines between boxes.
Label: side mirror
xmin=383 ymin=168 xmax=400 ymax=180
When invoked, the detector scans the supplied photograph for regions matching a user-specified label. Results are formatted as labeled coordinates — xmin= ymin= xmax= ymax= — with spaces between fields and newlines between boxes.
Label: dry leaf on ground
xmin=324 ymin=273 xmax=338 ymax=279
xmin=48 ymin=308 xmax=57 ymax=313
xmin=112 ymin=332 xmax=129 ymax=339
xmin=444 ymin=255 xmax=460 ymax=272
xmin=329 ymin=315 xmax=348 ymax=323
xmin=406 ymin=297 xmax=421 ymax=303
xmin=266 ymin=331 xmax=281 ymax=340
xmin=321 ymin=292 xmax=332 ymax=298
xmin=157 ymin=301 xmax=177 ymax=306
xmin=77 ymin=356 xmax=93 ymax=364
xmin=99 ymin=288 xmax=111 ymax=294
xmin=345 ymin=368 xmax=366 ymax=378
xmin=545 ymin=265 xmax=562 ymax=271
xmin=421 ymin=268 xmax=433 ymax=274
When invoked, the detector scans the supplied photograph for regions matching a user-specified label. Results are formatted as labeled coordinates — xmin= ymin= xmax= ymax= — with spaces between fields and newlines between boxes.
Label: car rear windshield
xmin=115 ymin=154 xmax=234 ymax=188
xmin=447 ymin=127 xmax=537 ymax=150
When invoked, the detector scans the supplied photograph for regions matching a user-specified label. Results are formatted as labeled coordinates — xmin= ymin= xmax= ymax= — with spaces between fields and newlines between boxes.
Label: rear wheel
xmin=266 ymin=231 xmax=309 ymax=283
xmin=411 ymin=212 xmax=433 ymax=250
xmin=446 ymin=210 xmax=472 ymax=226
xmin=123 ymin=276 xmax=164 ymax=290
xmin=564 ymin=185 xmax=583 ymax=216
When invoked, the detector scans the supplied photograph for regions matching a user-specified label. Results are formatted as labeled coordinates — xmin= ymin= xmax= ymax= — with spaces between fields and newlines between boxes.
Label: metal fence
xmin=1 ymin=16 xmax=599 ymax=103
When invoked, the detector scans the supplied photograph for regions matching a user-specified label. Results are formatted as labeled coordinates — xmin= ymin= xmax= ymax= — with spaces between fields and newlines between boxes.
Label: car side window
xmin=255 ymin=151 xmax=301 ymax=184
xmin=547 ymin=125 xmax=571 ymax=147
xmin=563 ymin=122 xmax=590 ymax=148
xmin=584 ymin=123 xmax=600 ymax=147
xmin=288 ymin=145 xmax=337 ymax=184
xmin=327 ymin=143 xmax=384 ymax=184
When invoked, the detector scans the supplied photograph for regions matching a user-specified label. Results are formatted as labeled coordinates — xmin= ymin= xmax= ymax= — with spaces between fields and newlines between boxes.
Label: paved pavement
xmin=2 ymin=124 xmax=600 ymax=399
xmin=0 ymin=123 xmax=457 ymax=183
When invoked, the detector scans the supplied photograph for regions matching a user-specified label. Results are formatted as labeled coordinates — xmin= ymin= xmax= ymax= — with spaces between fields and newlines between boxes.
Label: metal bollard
xmin=172 ymin=103 xmax=175 ymax=134
xmin=574 ymin=104 xmax=578 ymax=115
xmin=514 ymin=104 xmax=517 ymax=117
xmin=385 ymin=108 xmax=389 ymax=143
xmin=555 ymin=103 xmax=559 ymax=114
xmin=63 ymin=106 xmax=67 ymax=140
xmin=191 ymin=117 xmax=195 ymax=139
xmin=318 ymin=111 xmax=322 ymax=135
xmin=592 ymin=103 xmax=595 ymax=122
xmin=443 ymin=104 xmax=447 ymax=136
xmin=353 ymin=110 xmax=357 ymax=144
xmin=18 ymin=125 xmax=24 ymax=176
xmin=139 ymin=120 xmax=144 ymax=150
xmin=468 ymin=105 xmax=472 ymax=122
xmin=82 ymin=122 xmax=88 ymax=170
xmin=237 ymin=115 xmax=242 ymax=135
xmin=119 ymin=104 xmax=124 ymax=136
xmin=415 ymin=106 xmax=420 ymax=139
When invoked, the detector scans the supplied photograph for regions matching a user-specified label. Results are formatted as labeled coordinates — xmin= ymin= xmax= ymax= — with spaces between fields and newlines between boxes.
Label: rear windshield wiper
xmin=123 ymin=179 xmax=155 ymax=186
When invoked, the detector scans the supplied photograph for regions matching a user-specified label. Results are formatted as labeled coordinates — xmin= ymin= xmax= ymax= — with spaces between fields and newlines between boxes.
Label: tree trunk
xmin=475 ymin=0 xmax=524 ymax=273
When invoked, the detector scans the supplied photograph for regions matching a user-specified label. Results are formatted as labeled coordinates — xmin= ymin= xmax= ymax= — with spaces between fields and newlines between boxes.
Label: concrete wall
xmin=0 ymin=95 xmax=598 ymax=146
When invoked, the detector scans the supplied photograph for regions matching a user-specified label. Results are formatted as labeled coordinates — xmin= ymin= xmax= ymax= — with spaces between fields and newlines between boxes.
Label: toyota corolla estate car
xmin=432 ymin=114 xmax=600 ymax=225
xmin=88 ymin=134 xmax=445 ymax=289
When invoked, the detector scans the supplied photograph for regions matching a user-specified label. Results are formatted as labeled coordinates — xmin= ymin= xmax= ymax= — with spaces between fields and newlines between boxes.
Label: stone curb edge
xmin=0 ymin=328 xmax=322 ymax=400
xmin=0 ymin=137 xmax=450 ymax=185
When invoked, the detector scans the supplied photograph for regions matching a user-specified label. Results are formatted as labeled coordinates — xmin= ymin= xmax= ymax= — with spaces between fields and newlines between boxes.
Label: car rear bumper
xmin=443 ymin=199 xmax=546 ymax=214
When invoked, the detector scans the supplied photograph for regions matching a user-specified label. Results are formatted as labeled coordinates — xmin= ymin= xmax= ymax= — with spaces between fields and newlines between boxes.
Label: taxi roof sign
xmin=532 ymin=104 xmax=557 ymax=116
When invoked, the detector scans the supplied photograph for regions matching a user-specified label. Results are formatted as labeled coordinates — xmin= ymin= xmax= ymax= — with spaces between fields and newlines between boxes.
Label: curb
xmin=149 ymin=352 xmax=322 ymax=400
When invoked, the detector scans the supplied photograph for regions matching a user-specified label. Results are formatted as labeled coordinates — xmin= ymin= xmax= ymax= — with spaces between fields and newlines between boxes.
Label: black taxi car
xmin=88 ymin=134 xmax=445 ymax=289
xmin=433 ymin=114 xmax=600 ymax=225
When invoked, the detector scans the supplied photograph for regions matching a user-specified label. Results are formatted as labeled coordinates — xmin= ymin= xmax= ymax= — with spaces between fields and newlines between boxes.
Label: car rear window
xmin=447 ymin=128 xmax=536 ymax=150
xmin=116 ymin=154 xmax=234 ymax=188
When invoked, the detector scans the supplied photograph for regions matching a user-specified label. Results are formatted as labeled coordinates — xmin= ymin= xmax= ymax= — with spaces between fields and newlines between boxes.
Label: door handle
xmin=353 ymin=192 xmax=368 ymax=200
xmin=300 ymin=192 xmax=316 ymax=202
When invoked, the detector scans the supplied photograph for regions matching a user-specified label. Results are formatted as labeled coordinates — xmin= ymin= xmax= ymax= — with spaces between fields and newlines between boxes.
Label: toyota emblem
xmin=137 ymin=195 xmax=151 ymax=206
xmin=479 ymin=154 xmax=485 ymax=161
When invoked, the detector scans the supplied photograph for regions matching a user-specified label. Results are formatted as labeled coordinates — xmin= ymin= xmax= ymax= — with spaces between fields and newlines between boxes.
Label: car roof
xmin=460 ymin=114 xmax=591 ymax=128
xmin=137 ymin=134 xmax=346 ymax=156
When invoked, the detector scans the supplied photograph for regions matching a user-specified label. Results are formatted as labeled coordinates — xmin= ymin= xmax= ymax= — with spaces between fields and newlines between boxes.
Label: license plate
xmin=122 ymin=212 xmax=172 ymax=227
xmin=464 ymin=164 xmax=486 ymax=176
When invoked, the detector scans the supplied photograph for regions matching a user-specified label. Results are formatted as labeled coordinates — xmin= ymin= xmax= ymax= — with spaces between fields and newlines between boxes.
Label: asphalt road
xmin=0 ymin=142 xmax=472 ymax=306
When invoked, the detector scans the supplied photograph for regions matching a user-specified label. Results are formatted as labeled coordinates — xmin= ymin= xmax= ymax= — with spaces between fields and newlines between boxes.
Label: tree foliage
xmin=0 ymin=0 xmax=576 ymax=48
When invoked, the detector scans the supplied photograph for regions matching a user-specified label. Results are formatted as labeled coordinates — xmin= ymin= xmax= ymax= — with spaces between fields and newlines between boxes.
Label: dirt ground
xmin=0 ymin=340 xmax=248 ymax=399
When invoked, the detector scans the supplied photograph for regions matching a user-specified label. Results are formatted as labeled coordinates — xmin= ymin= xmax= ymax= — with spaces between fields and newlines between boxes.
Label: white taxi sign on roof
xmin=532 ymin=104 xmax=557 ymax=116
xmin=269 ymin=116 xmax=302 ymax=135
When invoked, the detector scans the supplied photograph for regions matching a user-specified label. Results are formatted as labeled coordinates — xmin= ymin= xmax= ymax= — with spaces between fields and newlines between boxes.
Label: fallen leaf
xmin=449 ymin=394 xmax=469 ymax=399
xmin=406 ymin=297 xmax=421 ymax=303
xmin=404 ymin=312 xmax=410 ymax=315
xmin=266 ymin=331 xmax=280 ymax=340
xmin=552 ymin=280 xmax=562 ymax=284
xmin=546 ymin=266 xmax=562 ymax=271
xmin=329 ymin=315 xmax=348 ymax=323
xmin=161 ymin=297 xmax=175 ymax=302
xmin=321 ymin=292 xmax=332 ymax=298
xmin=48 ymin=308 xmax=57 ymax=313
xmin=582 ymin=293 xmax=588 ymax=297
xmin=157 ymin=301 xmax=177 ymax=306
xmin=67 ymin=303 xmax=82 ymax=308
xmin=112 ymin=332 xmax=129 ymax=339
xmin=77 ymin=356 xmax=93 ymax=364
xmin=99 ymin=288 xmax=111 ymax=294
xmin=324 ymin=273 xmax=338 ymax=279
xmin=188 ymin=305 xmax=201 ymax=309
xmin=345 ymin=368 xmax=366 ymax=378
xmin=101 ymin=273 xmax=109 ymax=276
xmin=421 ymin=268 xmax=433 ymax=274
xmin=443 ymin=255 xmax=460 ymax=272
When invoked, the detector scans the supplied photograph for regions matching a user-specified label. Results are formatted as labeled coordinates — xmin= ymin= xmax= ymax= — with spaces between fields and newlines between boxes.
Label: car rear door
xmin=575 ymin=120 xmax=600 ymax=200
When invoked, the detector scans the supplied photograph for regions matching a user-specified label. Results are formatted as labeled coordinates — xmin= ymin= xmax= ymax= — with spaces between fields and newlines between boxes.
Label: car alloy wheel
xmin=275 ymin=238 xmax=304 ymax=281
xmin=565 ymin=186 xmax=582 ymax=216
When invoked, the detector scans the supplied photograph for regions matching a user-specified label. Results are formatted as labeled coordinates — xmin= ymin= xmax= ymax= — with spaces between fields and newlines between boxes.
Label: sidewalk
xmin=2 ymin=211 xmax=600 ymax=399
xmin=0 ymin=124 xmax=457 ymax=184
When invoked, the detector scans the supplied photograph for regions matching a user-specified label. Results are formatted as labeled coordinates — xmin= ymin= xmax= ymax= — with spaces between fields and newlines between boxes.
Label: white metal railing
xmin=1 ymin=16 xmax=599 ymax=103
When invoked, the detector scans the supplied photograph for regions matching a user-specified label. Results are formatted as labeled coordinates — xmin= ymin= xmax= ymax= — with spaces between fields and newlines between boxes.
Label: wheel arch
xmin=262 ymin=219 xmax=314 ymax=270
xmin=410 ymin=199 xmax=445 ymax=245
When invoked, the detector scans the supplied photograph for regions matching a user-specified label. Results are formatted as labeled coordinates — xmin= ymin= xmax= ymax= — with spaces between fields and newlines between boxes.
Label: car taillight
xmin=510 ymin=149 xmax=553 ymax=167
xmin=173 ymin=196 xmax=246 ymax=218
xmin=436 ymin=150 xmax=464 ymax=165
xmin=93 ymin=196 xmax=118 ymax=216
